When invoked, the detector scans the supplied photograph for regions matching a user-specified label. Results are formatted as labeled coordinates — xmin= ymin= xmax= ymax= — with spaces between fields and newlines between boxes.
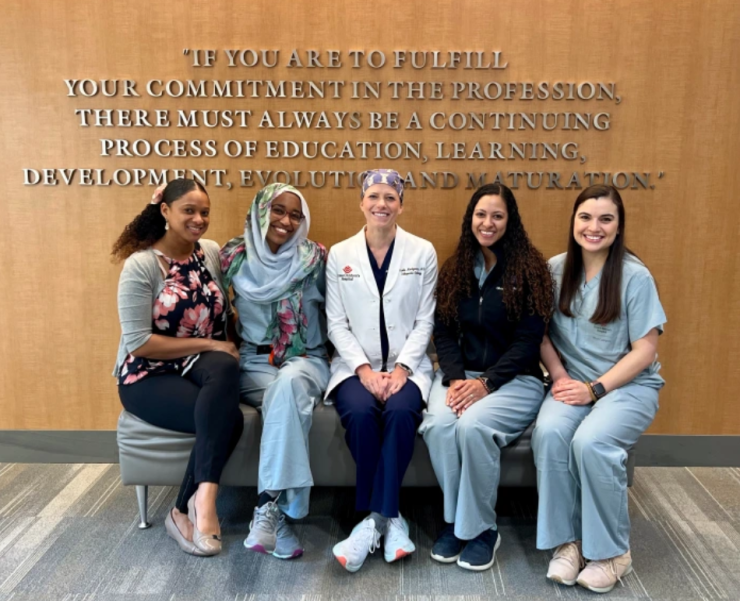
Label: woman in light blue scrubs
xmin=220 ymin=183 xmax=329 ymax=560
xmin=420 ymin=183 xmax=553 ymax=571
xmin=532 ymin=184 xmax=666 ymax=594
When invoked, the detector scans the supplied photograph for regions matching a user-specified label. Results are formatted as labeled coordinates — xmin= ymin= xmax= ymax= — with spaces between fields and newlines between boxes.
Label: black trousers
xmin=118 ymin=351 xmax=244 ymax=513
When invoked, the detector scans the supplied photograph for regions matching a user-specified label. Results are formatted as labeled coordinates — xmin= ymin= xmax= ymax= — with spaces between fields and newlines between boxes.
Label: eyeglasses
xmin=270 ymin=204 xmax=305 ymax=224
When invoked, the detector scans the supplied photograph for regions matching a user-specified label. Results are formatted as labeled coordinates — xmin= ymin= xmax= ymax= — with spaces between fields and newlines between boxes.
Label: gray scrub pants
xmin=240 ymin=354 xmax=330 ymax=519
xmin=532 ymin=383 xmax=658 ymax=560
xmin=419 ymin=370 xmax=545 ymax=540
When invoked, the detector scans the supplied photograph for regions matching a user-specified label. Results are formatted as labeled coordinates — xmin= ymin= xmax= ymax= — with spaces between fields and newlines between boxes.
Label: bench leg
xmin=135 ymin=485 xmax=152 ymax=529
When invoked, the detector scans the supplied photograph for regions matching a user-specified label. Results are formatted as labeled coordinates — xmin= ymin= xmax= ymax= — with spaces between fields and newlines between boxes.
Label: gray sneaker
xmin=273 ymin=514 xmax=304 ymax=559
xmin=244 ymin=501 xmax=279 ymax=554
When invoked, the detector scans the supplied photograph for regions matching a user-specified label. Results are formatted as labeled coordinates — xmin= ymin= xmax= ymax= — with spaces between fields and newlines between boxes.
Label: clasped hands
xmin=551 ymin=376 xmax=593 ymax=405
xmin=445 ymin=378 xmax=489 ymax=417
xmin=356 ymin=364 xmax=408 ymax=402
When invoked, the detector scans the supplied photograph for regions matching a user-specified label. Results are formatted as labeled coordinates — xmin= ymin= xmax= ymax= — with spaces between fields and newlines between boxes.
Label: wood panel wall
xmin=0 ymin=0 xmax=738 ymax=433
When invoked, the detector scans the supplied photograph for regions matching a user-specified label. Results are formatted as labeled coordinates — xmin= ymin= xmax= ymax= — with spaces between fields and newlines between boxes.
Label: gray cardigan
xmin=113 ymin=239 xmax=229 ymax=377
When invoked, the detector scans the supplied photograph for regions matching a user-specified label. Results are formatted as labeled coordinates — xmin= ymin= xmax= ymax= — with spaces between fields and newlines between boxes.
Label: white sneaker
xmin=332 ymin=517 xmax=381 ymax=573
xmin=384 ymin=513 xmax=416 ymax=563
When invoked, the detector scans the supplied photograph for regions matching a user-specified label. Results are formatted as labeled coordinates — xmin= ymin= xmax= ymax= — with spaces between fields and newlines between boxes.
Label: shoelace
xmin=353 ymin=522 xmax=380 ymax=555
xmin=588 ymin=559 xmax=626 ymax=587
xmin=254 ymin=502 xmax=279 ymax=530
xmin=554 ymin=543 xmax=585 ymax=570
xmin=276 ymin=514 xmax=293 ymax=537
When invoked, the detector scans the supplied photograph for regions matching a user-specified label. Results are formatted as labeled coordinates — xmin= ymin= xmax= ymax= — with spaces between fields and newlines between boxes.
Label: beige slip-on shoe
xmin=187 ymin=493 xmax=222 ymax=556
xmin=164 ymin=509 xmax=208 ymax=556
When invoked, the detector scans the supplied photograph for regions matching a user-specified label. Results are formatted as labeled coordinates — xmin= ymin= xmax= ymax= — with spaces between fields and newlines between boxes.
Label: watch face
xmin=592 ymin=382 xmax=606 ymax=397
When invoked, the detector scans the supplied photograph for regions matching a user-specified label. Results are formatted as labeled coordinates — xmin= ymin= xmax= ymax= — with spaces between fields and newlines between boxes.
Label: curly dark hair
xmin=436 ymin=183 xmax=554 ymax=325
xmin=111 ymin=179 xmax=208 ymax=262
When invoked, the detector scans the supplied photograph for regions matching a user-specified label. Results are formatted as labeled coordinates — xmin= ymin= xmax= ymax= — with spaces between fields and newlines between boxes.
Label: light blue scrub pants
xmin=419 ymin=370 xmax=545 ymax=540
xmin=532 ymin=383 xmax=658 ymax=560
xmin=240 ymin=354 xmax=330 ymax=519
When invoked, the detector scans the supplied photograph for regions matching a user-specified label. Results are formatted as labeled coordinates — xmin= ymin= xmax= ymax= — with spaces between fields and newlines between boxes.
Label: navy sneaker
xmin=457 ymin=529 xmax=501 ymax=571
xmin=431 ymin=523 xmax=464 ymax=563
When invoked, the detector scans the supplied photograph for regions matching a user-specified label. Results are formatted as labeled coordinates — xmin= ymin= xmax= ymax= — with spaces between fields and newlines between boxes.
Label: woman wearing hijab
xmin=220 ymin=183 xmax=328 ymax=561
xmin=325 ymin=169 xmax=438 ymax=572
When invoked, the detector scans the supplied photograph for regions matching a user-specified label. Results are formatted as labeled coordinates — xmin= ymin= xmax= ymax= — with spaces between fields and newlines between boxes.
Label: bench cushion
xmin=117 ymin=402 xmax=633 ymax=488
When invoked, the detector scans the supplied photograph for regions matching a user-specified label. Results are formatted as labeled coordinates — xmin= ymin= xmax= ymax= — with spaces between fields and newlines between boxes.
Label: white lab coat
xmin=324 ymin=226 xmax=438 ymax=401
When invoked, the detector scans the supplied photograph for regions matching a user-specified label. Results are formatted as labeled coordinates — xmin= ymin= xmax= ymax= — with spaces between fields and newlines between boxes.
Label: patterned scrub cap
xmin=361 ymin=169 xmax=405 ymax=202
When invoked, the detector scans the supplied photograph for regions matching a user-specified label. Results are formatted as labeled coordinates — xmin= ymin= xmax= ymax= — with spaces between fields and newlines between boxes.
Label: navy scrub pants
xmin=334 ymin=376 xmax=423 ymax=518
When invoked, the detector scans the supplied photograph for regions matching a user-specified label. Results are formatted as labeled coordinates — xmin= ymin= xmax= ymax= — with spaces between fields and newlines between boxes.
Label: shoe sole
xmin=273 ymin=548 xmax=304 ymax=560
xmin=577 ymin=564 xmax=633 ymax=593
xmin=244 ymin=542 xmax=272 ymax=554
xmin=332 ymin=544 xmax=363 ymax=573
xmin=385 ymin=544 xmax=415 ymax=563
xmin=547 ymin=573 xmax=577 ymax=586
xmin=333 ymin=553 xmax=362 ymax=573
xmin=430 ymin=550 xmax=461 ymax=564
xmin=457 ymin=533 xmax=502 ymax=572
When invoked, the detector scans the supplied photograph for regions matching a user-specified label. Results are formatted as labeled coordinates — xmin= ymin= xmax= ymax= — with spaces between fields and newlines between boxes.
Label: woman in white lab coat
xmin=325 ymin=169 xmax=437 ymax=573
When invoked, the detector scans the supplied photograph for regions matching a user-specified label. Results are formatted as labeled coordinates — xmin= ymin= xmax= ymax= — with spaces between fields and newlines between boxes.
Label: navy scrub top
xmin=367 ymin=239 xmax=395 ymax=371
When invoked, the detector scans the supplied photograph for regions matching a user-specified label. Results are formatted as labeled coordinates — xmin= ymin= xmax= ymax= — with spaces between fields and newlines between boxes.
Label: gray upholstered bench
xmin=117 ymin=402 xmax=635 ymax=528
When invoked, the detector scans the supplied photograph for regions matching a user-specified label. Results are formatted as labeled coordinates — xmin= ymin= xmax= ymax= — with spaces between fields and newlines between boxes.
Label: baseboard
xmin=0 ymin=431 xmax=738 ymax=466
xmin=0 ymin=430 xmax=119 ymax=463
xmin=633 ymin=435 xmax=740 ymax=467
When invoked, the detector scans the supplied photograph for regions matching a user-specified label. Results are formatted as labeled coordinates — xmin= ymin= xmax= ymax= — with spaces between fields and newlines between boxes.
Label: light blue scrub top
xmin=548 ymin=252 xmax=666 ymax=390
xmin=474 ymin=251 xmax=494 ymax=288
xmin=233 ymin=267 xmax=328 ymax=360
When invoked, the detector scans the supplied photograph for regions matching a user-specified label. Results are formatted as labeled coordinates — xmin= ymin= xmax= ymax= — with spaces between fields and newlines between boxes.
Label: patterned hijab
xmin=220 ymin=183 xmax=326 ymax=365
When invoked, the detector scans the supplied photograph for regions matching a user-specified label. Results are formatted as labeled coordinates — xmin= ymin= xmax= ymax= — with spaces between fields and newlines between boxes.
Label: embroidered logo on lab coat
xmin=400 ymin=267 xmax=424 ymax=276
xmin=339 ymin=265 xmax=360 ymax=281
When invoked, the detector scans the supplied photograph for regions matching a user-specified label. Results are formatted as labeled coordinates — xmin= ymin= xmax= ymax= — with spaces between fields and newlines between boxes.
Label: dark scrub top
xmin=367 ymin=239 xmax=395 ymax=371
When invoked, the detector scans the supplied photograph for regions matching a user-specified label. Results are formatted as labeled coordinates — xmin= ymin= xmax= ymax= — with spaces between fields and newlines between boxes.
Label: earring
xmin=165 ymin=221 xmax=170 ymax=231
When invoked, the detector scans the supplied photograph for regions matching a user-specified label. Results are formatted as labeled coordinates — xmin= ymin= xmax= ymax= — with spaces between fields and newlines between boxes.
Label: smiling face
xmin=360 ymin=183 xmax=402 ymax=229
xmin=471 ymin=194 xmax=508 ymax=248
xmin=265 ymin=191 xmax=303 ymax=253
xmin=161 ymin=188 xmax=210 ymax=244
xmin=573 ymin=196 xmax=620 ymax=256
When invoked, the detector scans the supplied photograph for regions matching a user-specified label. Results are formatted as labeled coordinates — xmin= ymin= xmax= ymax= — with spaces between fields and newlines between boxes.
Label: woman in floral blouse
xmin=220 ymin=183 xmax=328 ymax=561
xmin=113 ymin=178 xmax=242 ymax=557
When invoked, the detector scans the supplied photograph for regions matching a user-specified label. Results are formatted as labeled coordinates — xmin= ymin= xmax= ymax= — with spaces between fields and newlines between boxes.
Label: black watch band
xmin=590 ymin=381 xmax=606 ymax=399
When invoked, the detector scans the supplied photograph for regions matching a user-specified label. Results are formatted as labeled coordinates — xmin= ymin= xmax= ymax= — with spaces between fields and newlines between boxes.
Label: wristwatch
xmin=396 ymin=363 xmax=413 ymax=376
xmin=590 ymin=381 xmax=606 ymax=400
xmin=478 ymin=376 xmax=493 ymax=393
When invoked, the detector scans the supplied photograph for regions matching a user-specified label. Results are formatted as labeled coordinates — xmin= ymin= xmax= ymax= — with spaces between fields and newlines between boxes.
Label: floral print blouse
xmin=118 ymin=243 xmax=227 ymax=385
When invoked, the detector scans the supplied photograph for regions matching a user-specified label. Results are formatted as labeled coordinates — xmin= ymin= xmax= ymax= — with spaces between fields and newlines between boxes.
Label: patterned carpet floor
xmin=0 ymin=464 xmax=738 ymax=600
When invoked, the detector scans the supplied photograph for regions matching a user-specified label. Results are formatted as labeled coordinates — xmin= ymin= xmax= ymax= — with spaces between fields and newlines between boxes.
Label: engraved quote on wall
xmin=23 ymin=48 xmax=664 ymax=192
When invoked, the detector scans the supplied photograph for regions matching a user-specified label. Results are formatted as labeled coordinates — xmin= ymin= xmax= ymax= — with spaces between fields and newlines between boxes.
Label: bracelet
xmin=584 ymin=381 xmax=597 ymax=402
